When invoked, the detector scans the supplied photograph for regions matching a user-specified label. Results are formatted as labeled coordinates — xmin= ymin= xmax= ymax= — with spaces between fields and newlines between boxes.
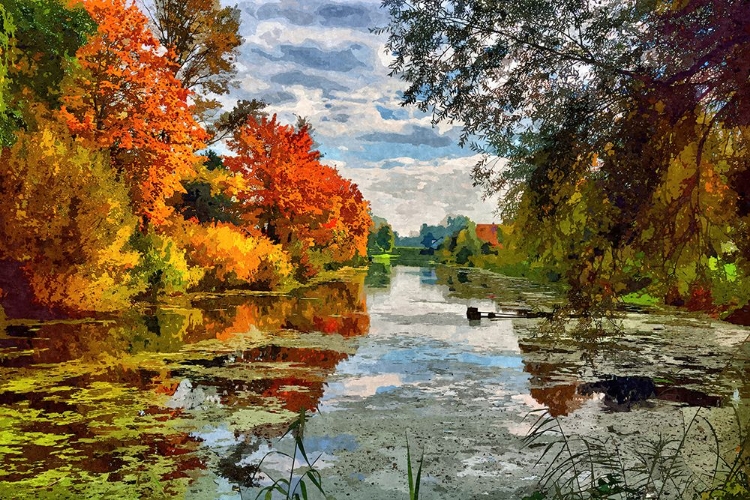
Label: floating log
xmin=466 ymin=306 xmax=552 ymax=320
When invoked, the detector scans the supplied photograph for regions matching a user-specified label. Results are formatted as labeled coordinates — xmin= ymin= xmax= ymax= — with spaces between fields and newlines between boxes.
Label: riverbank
xmin=383 ymin=246 xmax=750 ymax=327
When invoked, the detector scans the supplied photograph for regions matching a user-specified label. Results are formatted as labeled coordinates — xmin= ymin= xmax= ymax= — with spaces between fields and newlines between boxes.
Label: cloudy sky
xmin=224 ymin=0 xmax=500 ymax=235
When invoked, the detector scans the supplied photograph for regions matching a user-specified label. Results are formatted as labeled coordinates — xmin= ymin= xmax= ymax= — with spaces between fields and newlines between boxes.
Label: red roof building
xmin=475 ymin=224 xmax=502 ymax=247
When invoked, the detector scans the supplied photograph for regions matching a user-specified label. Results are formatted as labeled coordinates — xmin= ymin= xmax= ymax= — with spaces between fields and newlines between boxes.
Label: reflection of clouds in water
xmin=367 ymin=268 xmax=515 ymax=341
xmin=456 ymin=455 xmax=523 ymax=478
xmin=239 ymin=445 xmax=338 ymax=472
xmin=322 ymin=267 xmax=529 ymax=409
xmin=342 ymin=373 xmax=403 ymax=397
xmin=190 ymin=425 xmax=240 ymax=448
xmin=321 ymin=373 xmax=404 ymax=405
xmin=166 ymin=379 xmax=222 ymax=410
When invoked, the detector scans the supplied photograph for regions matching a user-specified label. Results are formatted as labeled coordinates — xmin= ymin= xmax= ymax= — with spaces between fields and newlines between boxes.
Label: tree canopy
xmin=0 ymin=0 xmax=96 ymax=145
xmin=61 ymin=0 xmax=208 ymax=225
xmin=381 ymin=0 xmax=750 ymax=315
xmin=225 ymin=115 xmax=371 ymax=278
xmin=0 ymin=0 xmax=372 ymax=315
xmin=144 ymin=0 xmax=243 ymax=118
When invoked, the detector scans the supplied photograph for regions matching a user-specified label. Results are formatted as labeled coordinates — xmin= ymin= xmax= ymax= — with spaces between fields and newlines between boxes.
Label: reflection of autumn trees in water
xmin=520 ymin=338 xmax=733 ymax=418
xmin=191 ymin=279 xmax=369 ymax=413
xmin=519 ymin=343 xmax=592 ymax=417
xmin=0 ymin=276 xmax=369 ymax=496
xmin=197 ymin=278 xmax=369 ymax=342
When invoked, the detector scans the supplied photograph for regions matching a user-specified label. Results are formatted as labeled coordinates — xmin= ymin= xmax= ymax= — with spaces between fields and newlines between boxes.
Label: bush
xmin=0 ymin=115 xmax=142 ymax=313
xmin=130 ymin=230 xmax=203 ymax=297
xmin=167 ymin=219 xmax=291 ymax=290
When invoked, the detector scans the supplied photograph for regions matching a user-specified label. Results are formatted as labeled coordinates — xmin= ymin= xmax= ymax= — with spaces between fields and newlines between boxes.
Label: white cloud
xmin=223 ymin=1 xmax=500 ymax=235
xmin=331 ymin=155 xmax=503 ymax=235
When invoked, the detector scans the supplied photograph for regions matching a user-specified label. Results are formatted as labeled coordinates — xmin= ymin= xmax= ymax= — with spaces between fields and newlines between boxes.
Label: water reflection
xmin=2 ymin=263 xmax=748 ymax=498
xmin=0 ymin=275 xmax=369 ymax=497
xmin=519 ymin=321 xmax=746 ymax=417
xmin=365 ymin=260 xmax=391 ymax=288
xmin=425 ymin=265 xmax=746 ymax=421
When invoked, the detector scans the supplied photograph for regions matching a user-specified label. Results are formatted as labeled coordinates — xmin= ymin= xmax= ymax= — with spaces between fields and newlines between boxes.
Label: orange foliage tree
xmin=224 ymin=115 xmax=371 ymax=275
xmin=60 ymin=0 xmax=206 ymax=225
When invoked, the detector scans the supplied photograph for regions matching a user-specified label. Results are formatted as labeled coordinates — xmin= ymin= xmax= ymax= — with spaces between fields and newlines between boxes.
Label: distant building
xmin=474 ymin=224 xmax=503 ymax=248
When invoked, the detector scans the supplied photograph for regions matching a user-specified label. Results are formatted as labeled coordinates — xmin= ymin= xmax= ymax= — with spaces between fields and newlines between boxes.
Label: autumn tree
xmin=141 ymin=0 xmax=260 ymax=146
xmin=309 ymin=165 xmax=372 ymax=264
xmin=225 ymin=115 xmax=371 ymax=277
xmin=142 ymin=0 xmax=242 ymax=118
xmin=165 ymin=218 xmax=292 ymax=290
xmin=60 ymin=0 xmax=207 ymax=225
xmin=381 ymin=0 xmax=750 ymax=314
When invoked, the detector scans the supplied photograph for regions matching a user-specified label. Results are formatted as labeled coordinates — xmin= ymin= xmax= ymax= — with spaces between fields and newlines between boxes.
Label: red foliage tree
xmin=60 ymin=0 xmax=207 ymax=225
xmin=225 ymin=115 xmax=371 ymax=269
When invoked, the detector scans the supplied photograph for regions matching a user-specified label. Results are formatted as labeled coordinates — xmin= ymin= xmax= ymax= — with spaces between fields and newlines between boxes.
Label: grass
xmin=521 ymin=406 xmax=749 ymax=500
xmin=406 ymin=435 xmax=424 ymax=500
xmin=244 ymin=414 xmax=428 ymax=500
xmin=250 ymin=410 xmax=327 ymax=500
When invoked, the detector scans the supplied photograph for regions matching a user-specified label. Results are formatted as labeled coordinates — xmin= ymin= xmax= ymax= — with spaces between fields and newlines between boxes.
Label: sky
xmin=222 ymin=0 xmax=500 ymax=236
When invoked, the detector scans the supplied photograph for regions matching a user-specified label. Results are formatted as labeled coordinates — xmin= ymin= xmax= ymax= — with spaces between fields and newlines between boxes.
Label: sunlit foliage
xmin=0 ymin=0 xmax=371 ymax=316
xmin=0 ymin=113 xmax=141 ymax=313
xmin=225 ymin=115 xmax=372 ymax=279
xmin=166 ymin=218 xmax=292 ymax=290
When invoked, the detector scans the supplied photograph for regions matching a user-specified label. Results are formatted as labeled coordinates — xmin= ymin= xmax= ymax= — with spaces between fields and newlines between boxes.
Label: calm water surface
xmin=0 ymin=266 xmax=747 ymax=498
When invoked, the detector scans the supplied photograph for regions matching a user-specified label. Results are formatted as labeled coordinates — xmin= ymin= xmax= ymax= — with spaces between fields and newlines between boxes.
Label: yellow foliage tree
xmin=0 ymin=113 xmax=142 ymax=313
xmin=166 ymin=218 xmax=291 ymax=290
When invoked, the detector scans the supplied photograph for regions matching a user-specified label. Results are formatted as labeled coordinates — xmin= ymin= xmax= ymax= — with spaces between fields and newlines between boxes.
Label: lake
xmin=0 ymin=265 xmax=747 ymax=498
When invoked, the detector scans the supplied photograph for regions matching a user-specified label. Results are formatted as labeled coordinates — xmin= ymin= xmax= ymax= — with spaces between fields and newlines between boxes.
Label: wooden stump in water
xmin=466 ymin=307 xmax=481 ymax=320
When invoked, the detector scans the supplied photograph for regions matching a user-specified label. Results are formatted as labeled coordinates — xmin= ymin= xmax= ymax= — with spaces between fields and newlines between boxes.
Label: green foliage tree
xmin=367 ymin=216 xmax=395 ymax=255
xmin=381 ymin=0 xmax=750 ymax=314
xmin=376 ymin=224 xmax=396 ymax=254
xmin=0 ymin=4 xmax=14 ymax=142
xmin=0 ymin=0 xmax=95 ymax=146
xmin=450 ymin=222 xmax=485 ymax=266
xmin=397 ymin=216 xmax=471 ymax=248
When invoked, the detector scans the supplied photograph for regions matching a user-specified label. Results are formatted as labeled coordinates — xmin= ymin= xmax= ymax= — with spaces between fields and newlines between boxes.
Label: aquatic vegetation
xmin=252 ymin=410 xmax=328 ymax=500
xmin=0 ymin=275 xmax=369 ymax=498
xmin=522 ymin=406 xmax=750 ymax=500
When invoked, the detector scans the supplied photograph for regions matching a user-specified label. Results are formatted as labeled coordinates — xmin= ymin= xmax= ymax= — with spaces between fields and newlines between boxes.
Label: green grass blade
xmin=414 ymin=448 xmax=424 ymax=500
xmin=407 ymin=436 xmax=415 ymax=499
